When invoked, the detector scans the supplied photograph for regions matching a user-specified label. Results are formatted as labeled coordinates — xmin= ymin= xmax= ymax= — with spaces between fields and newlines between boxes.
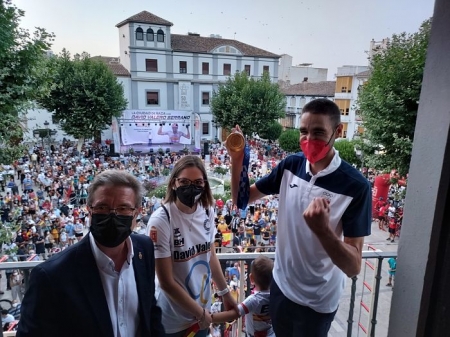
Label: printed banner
xmin=179 ymin=81 xmax=191 ymax=110
xmin=119 ymin=110 xmax=192 ymax=146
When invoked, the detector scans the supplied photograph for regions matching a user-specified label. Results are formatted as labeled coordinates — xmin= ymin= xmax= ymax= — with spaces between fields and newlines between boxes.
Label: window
xmin=263 ymin=65 xmax=270 ymax=74
xmin=202 ymin=92 xmax=210 ymax=105
xmin=136 ymin=27 xmax=144 ymax=41
xmin=336 ymin=76 xmax=353 ymax=93
xmin=146 ymin=28 xmax=154 ymax=41
xmin=280 ymin=114 xmax=295 ymax=129
xmin=244 ymin=65 xmax=251 ymax=75
xmin=335 ymin=99 xmax=350 ymax=116
xmin=157 ymin=29 xmax=164 ymax=42
xmin=146 ymin=59 xmax=158 ymax=72
xmin=202 ymin=62 xmax=209 ymax=75
xmin=342 ymin=123 xmax=348 ymax=138
xmin=179 ymin=61 xmax=187 ymax=73
xmin=146 ymin=91 xmax=159 ymax=105
xmin=223 ymin=64 xmax=231 ymax=76
xmin=202 ymin=123 xmax=209 ymax=135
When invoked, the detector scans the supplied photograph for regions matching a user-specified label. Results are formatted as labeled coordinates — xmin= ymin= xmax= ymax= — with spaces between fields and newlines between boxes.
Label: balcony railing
xmin=0 ymin=249 xmax=396 ymax=337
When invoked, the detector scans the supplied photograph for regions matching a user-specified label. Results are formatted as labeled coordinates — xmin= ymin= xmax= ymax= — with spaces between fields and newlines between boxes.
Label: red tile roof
xmin=91 ymin=56 xmax=130 ymax=77
xmin=116 ymin=11 xmax=173 ymax=28
xmin=280 ymin=81 xmax=336 ymax=96
xmin=171 ymin=34 xmax=279 ymax=58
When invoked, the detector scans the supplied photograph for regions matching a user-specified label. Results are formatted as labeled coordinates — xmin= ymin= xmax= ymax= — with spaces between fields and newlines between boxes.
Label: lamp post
xmin=43 ymin=120 xmax=50 ymax=149
xmin=211 ymin=120 xmax=220 ymax=143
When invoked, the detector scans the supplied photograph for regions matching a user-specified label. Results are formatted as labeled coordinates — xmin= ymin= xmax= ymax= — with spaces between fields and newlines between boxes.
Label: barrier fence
xmin=0 ymin=250 xmax=396 ymax=337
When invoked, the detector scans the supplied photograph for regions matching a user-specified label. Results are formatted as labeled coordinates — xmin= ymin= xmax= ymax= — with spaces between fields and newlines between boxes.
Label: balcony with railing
xmin=0 ymin=248 xmax=396 ymax=336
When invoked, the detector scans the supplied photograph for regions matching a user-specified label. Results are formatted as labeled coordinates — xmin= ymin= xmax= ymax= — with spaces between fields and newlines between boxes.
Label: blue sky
xmin=14 ymin=0 xmax=434 ymax=79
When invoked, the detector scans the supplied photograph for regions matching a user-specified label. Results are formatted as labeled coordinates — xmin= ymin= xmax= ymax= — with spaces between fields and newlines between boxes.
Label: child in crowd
xmin=211 ymin=255 xmax=275 ymax=337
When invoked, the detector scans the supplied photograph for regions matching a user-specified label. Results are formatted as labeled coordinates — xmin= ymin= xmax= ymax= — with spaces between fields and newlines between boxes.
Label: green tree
xmin=278 ymin=129 xmax=300 ymax=153
xmin=148 ymin=185 xmax=167 ymax=199
xmin=258 ymin=121 xmax=283 ymax=141
xmin=37 ymin=50 xmax=127 ymax=150
xmin=356 ymin=19 xmax=431 ymax=176
xmin=0 ymin=0 xmax=54 ymax=163
xmin=210 ymin=71 xmax=286 ymax=136
xmin=334 ymin=139 xmax=361 ymax=166
xmin=214 ymin=166 xmax=228 ymax=176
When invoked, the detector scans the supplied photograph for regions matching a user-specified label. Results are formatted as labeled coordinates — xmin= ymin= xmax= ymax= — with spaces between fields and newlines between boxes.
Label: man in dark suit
xmin=17 ymin=170 xmax=165 ymax=337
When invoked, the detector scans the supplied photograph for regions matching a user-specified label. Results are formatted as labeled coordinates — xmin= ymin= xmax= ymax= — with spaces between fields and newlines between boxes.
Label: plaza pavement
xmin=329 ymin=221 xmax=398 ymax=337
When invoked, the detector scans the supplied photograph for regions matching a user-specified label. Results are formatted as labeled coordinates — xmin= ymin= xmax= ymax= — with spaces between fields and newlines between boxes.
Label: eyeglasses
xmin=175 ymin=178 xmax=206 ymax=187
xmin=89 ymin=205 xmax=136 ymax=216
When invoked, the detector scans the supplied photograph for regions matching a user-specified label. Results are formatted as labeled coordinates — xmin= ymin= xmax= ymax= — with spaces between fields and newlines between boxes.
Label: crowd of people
xmin=373 ymin=183 xmax=406 ymax=242
xmin=0 ymin=99 xmax=408 ymax=337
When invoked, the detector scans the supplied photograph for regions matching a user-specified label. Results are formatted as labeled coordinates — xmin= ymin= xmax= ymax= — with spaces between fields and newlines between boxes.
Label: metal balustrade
xmin=0 ymin=250 xmax=397 ymax=337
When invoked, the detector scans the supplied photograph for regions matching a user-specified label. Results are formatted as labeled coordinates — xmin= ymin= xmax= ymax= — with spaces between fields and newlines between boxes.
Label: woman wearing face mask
xmin=147 ymin=156 xmax=236 ymax=337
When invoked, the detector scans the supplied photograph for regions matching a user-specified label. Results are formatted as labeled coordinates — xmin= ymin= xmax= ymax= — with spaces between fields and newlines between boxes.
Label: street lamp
xmin=43 ymin=121 xmax=50 ymax=148
xmin=211 ymin=120 xmax=220 ymax=143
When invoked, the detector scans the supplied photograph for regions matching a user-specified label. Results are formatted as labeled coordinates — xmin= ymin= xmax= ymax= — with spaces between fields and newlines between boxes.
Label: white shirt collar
xmin=305 ymin=149 xmax=342 ymax=177
xmin=89 ymin=233 xmax=134 ymax=274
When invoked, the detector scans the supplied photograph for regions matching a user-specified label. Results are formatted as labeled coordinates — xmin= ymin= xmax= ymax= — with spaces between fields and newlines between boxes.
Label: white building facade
xmin=24 ymin=11 xmax=280 ymax=149
xmin=107 ymin=11 xmax=280 ymax=145
xmin=334 ymin=65 xmax=370 ymax=139
xmin=278 ymin=54 xmax=328 ymax=85
xmin=280 ymin=81 xmax=336 ymax=129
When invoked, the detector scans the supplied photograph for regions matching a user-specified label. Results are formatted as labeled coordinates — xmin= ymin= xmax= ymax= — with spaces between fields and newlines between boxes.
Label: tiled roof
xmin=116 ymin=11 xmax=173 ymax=28
xmin=171 ymin=34 xmax=279 ymax=59
xmin=92 ymin=56 xmax=130 ymax=77
xmin=280 ymin=81 xmax=336 ymax=96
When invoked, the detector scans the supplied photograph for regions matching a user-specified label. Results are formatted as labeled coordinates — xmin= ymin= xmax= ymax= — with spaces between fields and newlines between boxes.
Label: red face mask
xmin=300 ymin=132 xmax=335 ymax=164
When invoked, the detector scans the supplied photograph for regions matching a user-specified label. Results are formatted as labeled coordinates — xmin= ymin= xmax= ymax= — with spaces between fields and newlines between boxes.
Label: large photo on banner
xmin=118 ymin=110 xmax=192 ymax=146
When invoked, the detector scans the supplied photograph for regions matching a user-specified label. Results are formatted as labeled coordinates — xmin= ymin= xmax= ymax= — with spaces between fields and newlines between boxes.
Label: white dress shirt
xmin=90 ymin=233 xmax=140 ymax=337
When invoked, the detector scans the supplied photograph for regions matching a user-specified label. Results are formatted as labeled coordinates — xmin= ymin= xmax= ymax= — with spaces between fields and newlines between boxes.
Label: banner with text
xmin=119 ymin=110 xmax=192 ymax=146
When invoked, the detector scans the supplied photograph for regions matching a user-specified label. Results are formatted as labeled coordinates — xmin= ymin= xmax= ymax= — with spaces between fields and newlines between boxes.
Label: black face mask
xmin=175 ymin=185 xmax=204 ymax=208
xmin=90 ymin=213 xmax=133 ymax=248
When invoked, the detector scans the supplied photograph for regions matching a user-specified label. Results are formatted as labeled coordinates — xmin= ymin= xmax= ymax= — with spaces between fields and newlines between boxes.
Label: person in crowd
xmin=212 ymin=255 xmax=275 ymax=337
xmin=157 ymin=123 xmax=190 ymax=144
xmin=1 ymin=309 xmax=16 ymax=330
xmin=17 ymin=170 xmax=164 ymax=337
xmin=226 ymin=99 xmax=372 ymax=337
xmin=147 ymin=155 xmax=236 ymax=337
xmin=387 ymin=217 xmax=397 ymax=243
xmin=10 ymin=270 xmax=24 ymax=303
xmin=228 ymin=262 xmax=240 ymax=281
xmin=73 ymin=218 xmax=84 ymax=242
xmin=386 ymin=257 xmax=397 ymax=289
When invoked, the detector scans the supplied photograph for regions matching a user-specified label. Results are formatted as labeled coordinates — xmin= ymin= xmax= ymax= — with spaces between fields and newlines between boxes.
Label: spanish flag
xmin=222 ymin=231 xmax=232 ymax=247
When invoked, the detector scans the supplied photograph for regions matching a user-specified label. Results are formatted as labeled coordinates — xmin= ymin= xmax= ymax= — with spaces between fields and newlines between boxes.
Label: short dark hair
xmin=302 ymin=98 xmax=341 ymax=127
xmin=1 ymin=309 xmax=8 ymax=315
xmin=251 ymin=255 xmax=273 ymax=290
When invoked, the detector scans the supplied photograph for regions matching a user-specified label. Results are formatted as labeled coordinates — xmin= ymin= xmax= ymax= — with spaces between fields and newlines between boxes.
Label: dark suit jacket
xmin=16 ymin=234 xmax=165 ymax=337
